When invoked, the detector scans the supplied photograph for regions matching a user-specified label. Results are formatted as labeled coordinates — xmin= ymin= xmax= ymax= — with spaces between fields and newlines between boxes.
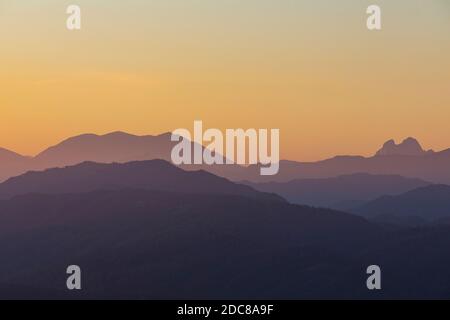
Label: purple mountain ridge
xmin=375 ymin=137 xmax=433 ymax=157
xmin=0 ymin=148 xmax=32 ymax=182
xmin=2 ymin=136 xmax=450 ymax=298
xmin=34 ymin=131 xmax=174 ymax=168
xmin=244 ymin=173 xmax=430 ymax=210
xmin=236 ymin=138 xmax=450 ymax=183
xmin=1 ymin=133 xmax=450 ymax=184
xmin=0 ymin=159 xmax=284 ymax=203
xmin=353 ymin=184 xmax=450 ymax=222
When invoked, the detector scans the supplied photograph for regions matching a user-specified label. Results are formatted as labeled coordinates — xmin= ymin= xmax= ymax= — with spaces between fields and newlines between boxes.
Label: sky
xmin=1 ymin=0 xmax=449 ymax=161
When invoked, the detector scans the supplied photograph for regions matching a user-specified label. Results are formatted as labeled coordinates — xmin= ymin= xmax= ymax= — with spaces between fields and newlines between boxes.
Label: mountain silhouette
xmin=0 ymin=132 xmax=177 ymax=182
xmin=244 ymin=173 xmax=430 ymax=210
xmin=0 ymin=159 xmax=283 ymax=202
xmin=375 ymin=137 xmax=432 ymax=157
xmin=34 ymin=131 xmax=174 ymax=168
xmin=354 ymin=184 xmax=450 ymax=222
xmin=1 ymin=188 xmax=450 ymax=298
xmin=1 ymin=152 xmax=450 ymax=298
xmin=2 ymin=133 xmax=450 ymax=184
xmin=0 ymin=131 xmax=242 ymax=183
xmin=0 ymin=188 xmax=381 ymax=299
xmin=235 ymin=148 xmax=450 ymax=183
xmin=0 ymin=148 xmax=27 ymax=161
xmin=0 ymin=148 xmax=31 ymax=182
xmin=186 ymin=137 xmax=450 ymax=184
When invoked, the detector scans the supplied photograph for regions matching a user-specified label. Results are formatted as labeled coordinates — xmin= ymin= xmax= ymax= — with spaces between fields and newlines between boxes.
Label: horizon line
xmin=1 ymin=130 xmax=446 ymax=163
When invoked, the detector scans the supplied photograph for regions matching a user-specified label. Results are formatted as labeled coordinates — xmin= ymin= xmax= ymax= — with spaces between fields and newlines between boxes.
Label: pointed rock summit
xmin=375 ymin=137 xmax=432 ymax=156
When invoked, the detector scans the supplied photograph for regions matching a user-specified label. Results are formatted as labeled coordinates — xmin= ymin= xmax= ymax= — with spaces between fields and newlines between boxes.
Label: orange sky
xmin=1 ymin=0 xmax=449 ymax=161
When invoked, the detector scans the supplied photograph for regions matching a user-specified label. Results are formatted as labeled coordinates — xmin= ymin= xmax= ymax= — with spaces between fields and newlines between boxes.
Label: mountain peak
xmin=103 ymin=131 xmax=136 ymax=138
xmin=0 ymin=159 xmax=284 ymax=203
xmin=375 ymin=137 xmax=432 ymax=157
xmin=0 ymin=147 xmax=28 ymax=160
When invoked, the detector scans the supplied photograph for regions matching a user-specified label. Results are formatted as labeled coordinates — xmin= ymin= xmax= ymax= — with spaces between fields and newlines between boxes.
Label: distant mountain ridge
xmin=0 ymin=131 xmax=175 ymax=182
xmin=375 ymin=137 xmax=433 ymax=157
xmin=235 ymin=148 xmax=450 ymax=183
xmin=244 ymin=173 xmax=430 ymax=210
xmin=0 ymin=148 xmax=32 ymax=182
xmin=2 ymin=132 xmax=450 ymax=184
xmin=0 ymin=187 xmax=384 ymax=299
xmin=34 ymin=131 xmax=174 ymax=168
xmin=353 ymin=184 xmax=450 ymax=222
xmin=2 ymin=182 xmax=450 ymax=298
xmin=0 ymin=159 xmax=283 ymax=203
xmin=0 ymin=147 xmax=29 ymax=160
xmin=2 ymin=142 xmax=450 ymax=298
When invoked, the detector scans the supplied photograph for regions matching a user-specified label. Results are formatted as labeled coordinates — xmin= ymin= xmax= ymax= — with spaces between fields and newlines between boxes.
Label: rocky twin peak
xmin=375 ymin=137 xmax=433 ymax=157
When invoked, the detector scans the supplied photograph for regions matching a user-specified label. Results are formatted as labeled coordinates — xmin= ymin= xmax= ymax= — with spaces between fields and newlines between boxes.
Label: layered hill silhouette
xmin=0 ymin=148 xmax=32 ymax=182
xmin=33 ymin=131 xmax=174 ymax=168
xmin=0 ymin=131 xmax=243 ymax=183
xmin=2 ymin=187 xmax=450 ymax=298
xmin=1 ymin=133 xmax=450 ymax=184
xmin=0 ymin=148 xmax=29 ymax=162
xmin=239 ymin=144 xmax=450 ymax=183
xmin=1 ymin=153 xmax=450 ymax=298
xmin=0 ymin=160 xmax=283 ymax=202
xmin=0 ymin=132 xmax=176 ymax=182
xmin=244 ymin=173 xmax=430 ymax=210
xmin=354 ymin=184 xmax=450 ymax=222
xmin=0 ymin=188 xmax=380 ymax=299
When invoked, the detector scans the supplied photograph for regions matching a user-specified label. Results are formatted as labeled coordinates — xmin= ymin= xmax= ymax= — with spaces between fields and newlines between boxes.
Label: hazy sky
xmin=1 ymin=0 xmax=449 ymax=160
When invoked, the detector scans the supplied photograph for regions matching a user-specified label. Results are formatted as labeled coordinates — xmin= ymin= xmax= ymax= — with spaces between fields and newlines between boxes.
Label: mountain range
xmin=0 ymin=148 xmax=32 ymax=182
xmin=375 ymin=137 xmax=433 ymax=157
xmin=0 ymin=159 xmax=282 ymax=202
xmin=0 ymin=132 xmax=172 ymax=182
xmin=0 ymin=188 xmax=380 ymax=299
xmin=1 ymin=160 xmax=450 ymax=298
xmin=354 ymin=184 xmax=450 ymax=223
xmin=244 ymin=173 xmax=430 ymax=210
xmin=2 ymin=133 xmax=450 ymax=185
xmin=0 ymin=160 xmax=377 ymax=298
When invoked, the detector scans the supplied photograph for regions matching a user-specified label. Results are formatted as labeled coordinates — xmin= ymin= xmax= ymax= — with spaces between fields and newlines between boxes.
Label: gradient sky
xmin=1 ymin=0 xmax=449 ymax=161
